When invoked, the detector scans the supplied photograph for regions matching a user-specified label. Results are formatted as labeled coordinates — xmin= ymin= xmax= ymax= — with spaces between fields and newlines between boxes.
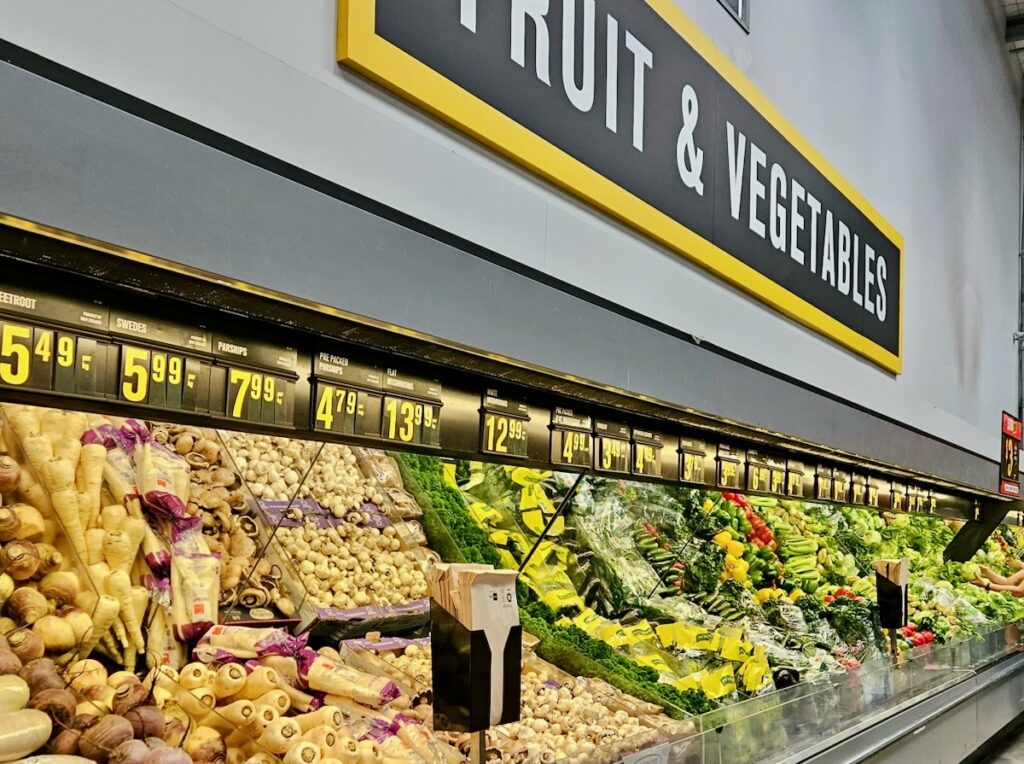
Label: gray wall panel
xmin=0 ymin=60 xmax=997 ymax=490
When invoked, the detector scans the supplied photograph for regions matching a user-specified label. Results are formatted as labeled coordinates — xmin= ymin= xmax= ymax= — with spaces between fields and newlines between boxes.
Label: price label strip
xmin=786 ymin=460 xmax=806 ymax=498
xmin=831 ymin=468 xmax=851 ymax=503
xmin=551 ymin=408 xmax=592 ymax=468
xmin=119 ymin=344 xmax=208 ymax=413
xmin=596 ymin=421 xmax=630 ymax=474
xmin=850 ymin=473 xmax=868 ymax=505
xmin=815 ymin=465 xmax=833 ymax=501
xmin=716 ymin=444 xmax=745 ymax=489
xmin=867 ymin=476 xmax=887 ymax=509
xmin=680 ymin=438 xmax=711 ymax=486
xmin=214 ymin=336 xmax=298 ymax=429
xmin=381 ymin=369 xmax=442 ymax=448
xmin=891 ymin=483 xmax=907 ymax=512
xmin=312 ymin=353 xmax=384 ymax=439
xmin=226 ymin=367 xmax=296 ymax=428
xmin=481 ymin=391 xmax=529 ymax=459
xmin=383 ymin=395 xmax=441 ymax=447
xmin=632 ymin=428 xmax=663 ymax=478
xmin=0 ymin=319 xmax=107 ymax=399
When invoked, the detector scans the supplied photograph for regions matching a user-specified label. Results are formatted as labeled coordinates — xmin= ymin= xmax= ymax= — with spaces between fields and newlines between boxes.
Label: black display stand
xmin=876 ymin=575 xmax=908 ymax=629
xmin=430 ymin=599 xmax=521 ymax=733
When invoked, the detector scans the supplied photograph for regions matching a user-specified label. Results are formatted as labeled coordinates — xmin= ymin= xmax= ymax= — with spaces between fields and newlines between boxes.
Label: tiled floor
xmin=987 ymin=735 xmax=1024 ymax=763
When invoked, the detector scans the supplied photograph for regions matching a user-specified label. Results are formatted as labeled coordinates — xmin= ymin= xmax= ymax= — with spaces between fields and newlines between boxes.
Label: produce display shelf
xmin=673 ymin=623 xmax=1023 ymax=764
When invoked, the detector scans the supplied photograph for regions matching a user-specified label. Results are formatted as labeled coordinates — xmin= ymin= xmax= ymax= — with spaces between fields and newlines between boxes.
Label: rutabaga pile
xmin=275 ymin=524 xmax=428 ymax=610
xmin=0 ymin=654 xmax=180 ymax=763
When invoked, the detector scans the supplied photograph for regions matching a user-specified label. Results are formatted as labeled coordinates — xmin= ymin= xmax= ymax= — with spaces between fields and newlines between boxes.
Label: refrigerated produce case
xmin=0 ymin=218 xmax=1020 ymax=763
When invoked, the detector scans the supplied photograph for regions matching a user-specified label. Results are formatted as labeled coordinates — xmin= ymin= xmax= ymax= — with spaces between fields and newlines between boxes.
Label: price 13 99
xmin=383 ymin=396 xmax=441 ymax=447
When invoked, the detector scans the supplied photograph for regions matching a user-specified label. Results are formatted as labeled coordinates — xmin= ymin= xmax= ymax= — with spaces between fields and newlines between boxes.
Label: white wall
xmin=1 ymin=0 xmax=1020 ymax=461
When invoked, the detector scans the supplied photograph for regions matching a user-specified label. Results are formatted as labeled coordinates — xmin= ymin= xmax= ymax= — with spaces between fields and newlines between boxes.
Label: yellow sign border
xmin=337 ymin=0 xmax=904 ymax=374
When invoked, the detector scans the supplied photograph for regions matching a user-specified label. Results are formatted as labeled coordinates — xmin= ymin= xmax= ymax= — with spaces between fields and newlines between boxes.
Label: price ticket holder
xmin=875 ymin=558 xmax=909 ymax=659
xmin=430 ymin=564 xmax=521 ymax=764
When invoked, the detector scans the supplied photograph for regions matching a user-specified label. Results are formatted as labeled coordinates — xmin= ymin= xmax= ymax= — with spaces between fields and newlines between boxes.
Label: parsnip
xmin=300 ymin=728 xmax=337 ymax=754
xmin=233 ymin=667 xmax=281 ymax=701
xmin=256 ymin=716 xmax=302 ymax=754
xmin=100 ymin=505 xmax=127 ymax=532
xmin=21 ymin=434 xmax=53 ymax=478
xmin=239 ymin=703 xmax=278 ymax=740
xmin=18 ymin=472 xmax=53 ymax=520
xmin=179 ymin=662 xmax=212 ymax=691
xmin=42 ymin=457 xmax=75 ymax=494
xmin=111 ymin=617 xmax=129 ymax=650
xmin=105 ymin=569 xmax=143 ymax=652
xmin=176 ymin=686 xmax=216 ymax=718
xmin=102 ymin=530 xmax=134 ymax=573
xmin=253 ymin=689 xmax=289 ymax=715
xmin=98 ymin=631 xmax=123 ymax=664
xmin=281 ymin=682 xmax=317 ymax=713
xmin=7 ymin=407 xmax=40 ymax=441
xmin=76 ymin=443 xmax=105 ymax=529
xmin=294 ymin=707 xmax=344 ymax=733
xmin=123 ymin=518 xmax=146 ymax=565
xmin=202 ymin=699 xmax=256 ymax=732
xmin=75 ymin=491 xmax=91 ymax=536
xmin=52 ymin=438 xmax=81 ymax=473
xmin=76 ymin=594 xmax=119 ymax=660
xmin=213 ymin=663 xmax=247 ymax=699
xmin=283 ymin=742 xmax=321 ymax=764
xmin=50 ymin=489 xmax=87 ymax=565
xmin=131 ymin=587 xmax=148 ymax=634
xmin=84 ymin=529 xmax=105 ymax=566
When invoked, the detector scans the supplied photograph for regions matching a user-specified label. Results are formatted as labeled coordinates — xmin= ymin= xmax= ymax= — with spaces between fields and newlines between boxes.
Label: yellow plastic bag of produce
xmin=621 ymin=620 xmax=658 ymax=646
xmin=591 ymin=619 xmax=630 ymax=649
xmin=442 ymin=462 xmax=459 ymax=490
xmin=470 ymin=501 xmax=504 ymax=528
xmin=738 ymin=648 xmax=772 ymax=693
xmin=701 ymin=664 xmax=737 ymax=700
xmin=519 ymin=484 xmax=563 ymax=536
xmin=719 ymin=634 xmax=754 ymax=662
xmin=656 ymin=622 xmax=719 ymax=652
xmin=673 ymin=671 xmax=705 ymax=692
xmin=508 ymin=466 xmax=552 ymax=486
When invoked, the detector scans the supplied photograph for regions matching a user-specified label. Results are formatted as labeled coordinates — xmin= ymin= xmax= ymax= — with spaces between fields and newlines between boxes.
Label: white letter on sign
xmin=461 ymin=0 xmax=477 ymax=32
xmin=562 ymin=0 xmax=596 ymax=112
xmin=624 ymin=31 xmax=653 ymax=151
xmin=511 ymin=0 xmax=551 ymax=85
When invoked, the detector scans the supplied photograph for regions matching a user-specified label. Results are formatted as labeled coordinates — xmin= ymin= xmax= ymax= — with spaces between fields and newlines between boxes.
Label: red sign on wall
xmin=1000 ymin=412 xmax=1021 ymax=497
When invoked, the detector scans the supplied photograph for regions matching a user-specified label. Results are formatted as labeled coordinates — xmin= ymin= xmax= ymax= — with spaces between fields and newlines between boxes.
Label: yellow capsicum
xmin=713 ymin=530 xmax=733 ymax=548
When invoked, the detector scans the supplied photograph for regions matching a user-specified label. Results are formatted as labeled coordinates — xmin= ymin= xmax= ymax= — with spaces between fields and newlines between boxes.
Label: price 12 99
xmin=482 ymin=412 xmax=528 ymax=458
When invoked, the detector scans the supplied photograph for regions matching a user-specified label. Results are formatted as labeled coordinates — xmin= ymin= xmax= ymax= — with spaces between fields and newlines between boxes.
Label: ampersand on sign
xmin=676 ymin=84 xmax=704 ymax=195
